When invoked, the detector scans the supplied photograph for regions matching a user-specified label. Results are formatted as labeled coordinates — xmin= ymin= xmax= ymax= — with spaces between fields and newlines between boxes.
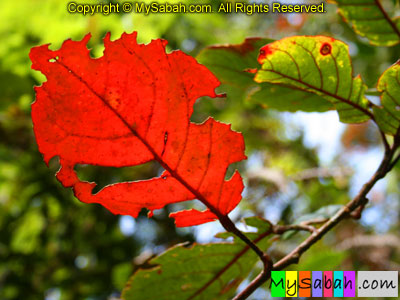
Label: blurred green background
xmin=0 ymin=0 xmax=399 ymax=299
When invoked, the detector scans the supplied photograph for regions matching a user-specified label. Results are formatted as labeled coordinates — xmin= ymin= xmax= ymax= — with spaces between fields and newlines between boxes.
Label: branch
xmin=233 ymin=136 xmax=398 ymax=300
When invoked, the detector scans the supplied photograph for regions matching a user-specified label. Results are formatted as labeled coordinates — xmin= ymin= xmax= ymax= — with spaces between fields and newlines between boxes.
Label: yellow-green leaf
xmin=197 ymin=38 xmax=332 ymax=112
xmin=254 ymin=36 xmax=372 ymax=123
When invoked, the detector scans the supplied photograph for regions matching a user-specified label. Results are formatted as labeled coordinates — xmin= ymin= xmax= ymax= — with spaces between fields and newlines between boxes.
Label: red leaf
xmin=29 ymin=32 xmax=246 ymax=227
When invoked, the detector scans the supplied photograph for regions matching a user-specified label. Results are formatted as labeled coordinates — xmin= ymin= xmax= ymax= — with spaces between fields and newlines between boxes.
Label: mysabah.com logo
xmin=270 ymin=271 xmax=398 ymax=297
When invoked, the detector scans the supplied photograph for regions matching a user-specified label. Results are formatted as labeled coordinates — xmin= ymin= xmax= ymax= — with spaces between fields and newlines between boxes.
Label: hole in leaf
xmin=170 ymin=199 xmax=207 ymax=214
xmin=48 ymin=56 xmax=59 ymax=63
xmin=75 ymin=160 xmax=164 ymax=193
xmin=191 ymin=95 xmax=226 ymax=123
xmin=89 ymin=44 xmax=105 ymax=59
xmin=396 ymin=106 xmax=400 ymax=111
xmin=225 ymin=162 xmax=242 ymax=180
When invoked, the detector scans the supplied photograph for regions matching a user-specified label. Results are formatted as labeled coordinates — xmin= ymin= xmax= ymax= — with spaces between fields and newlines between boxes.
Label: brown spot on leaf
xmin=320 ymin=43 xmax=332 ymax=56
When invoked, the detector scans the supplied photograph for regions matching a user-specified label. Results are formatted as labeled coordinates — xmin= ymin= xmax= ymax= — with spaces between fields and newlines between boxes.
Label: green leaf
xmin=331 ymin=0 xmax=400 ymax=46
xmin=254 ymin=36 xmax=372 ymax=123
xmin=122 ymin=226 xmax=272 ymax=300
xmin=243 ymin=216 xmax=272 ymax=232
xmin=197 ymin=37 xmax=332 ymax=112
xmin=197 ymin=37 xmax=272 ymax=103
xmin=373 ymin=61 xmax=400 ymax=135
